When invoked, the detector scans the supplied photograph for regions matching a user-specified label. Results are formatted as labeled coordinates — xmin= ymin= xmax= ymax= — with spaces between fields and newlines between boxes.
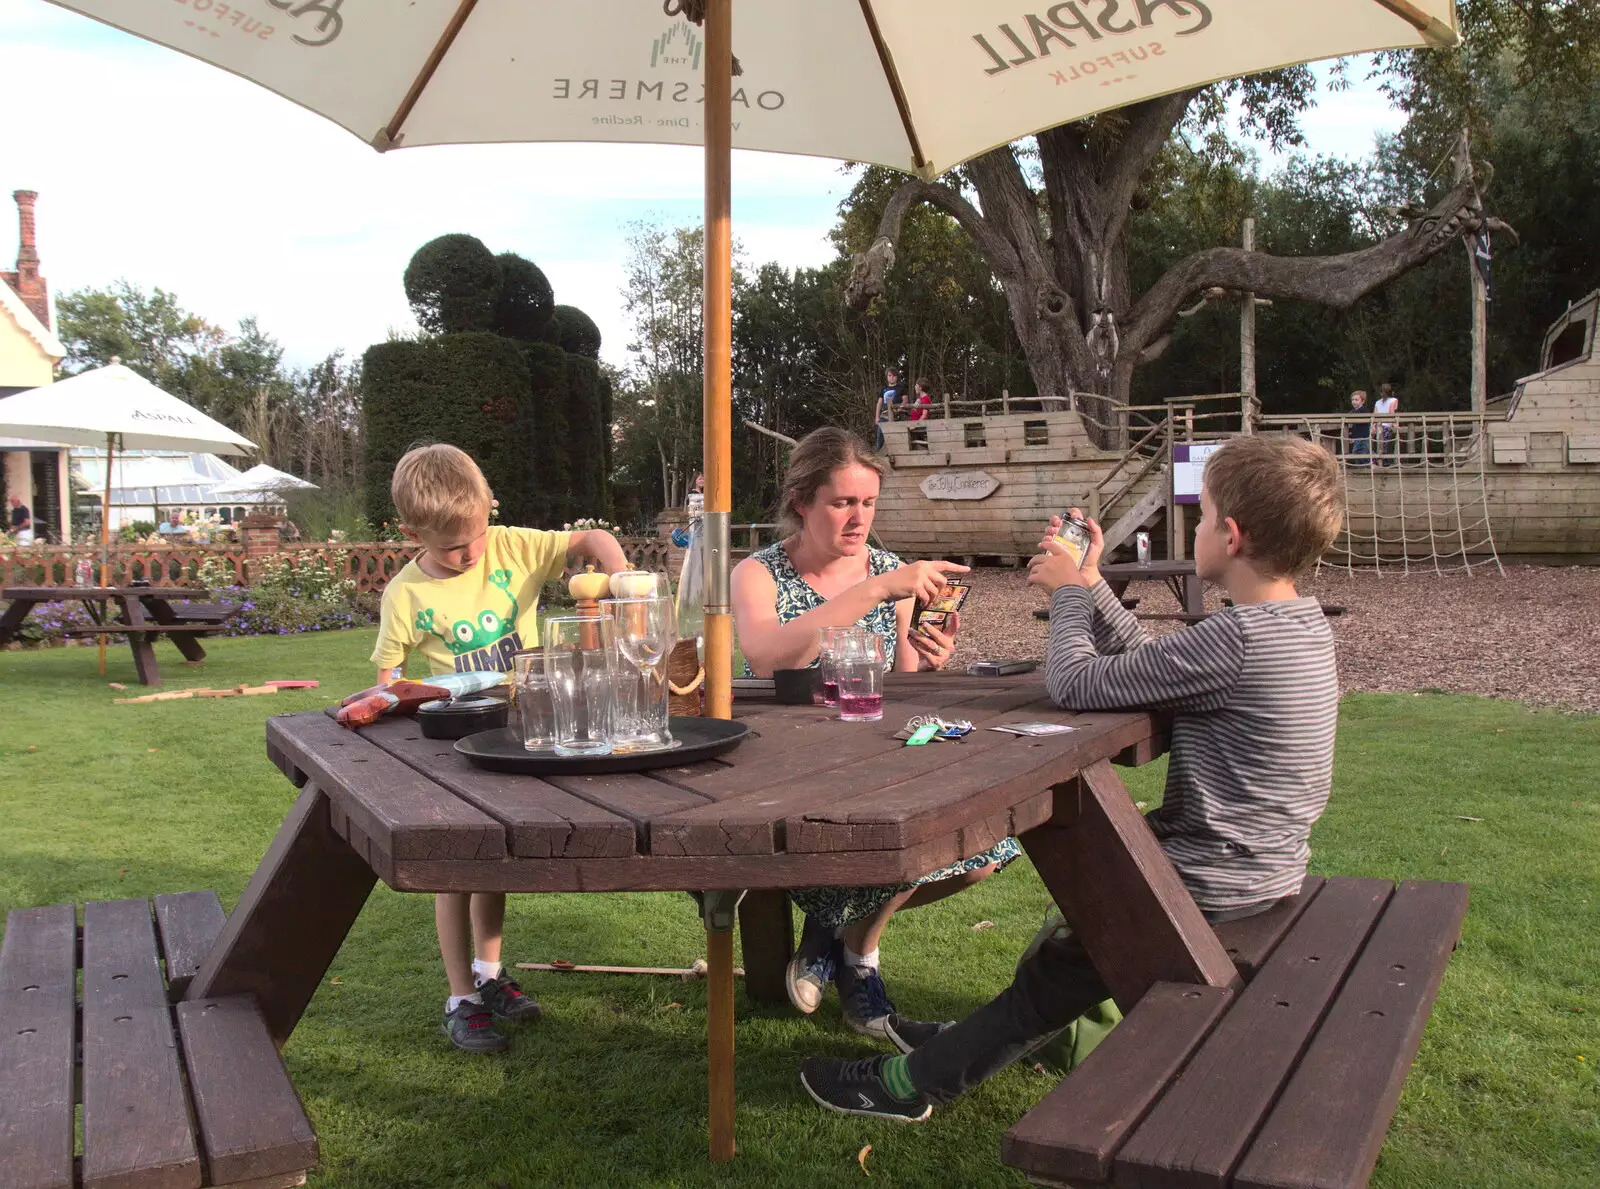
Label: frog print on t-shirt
xmin=414 ymin=569 xmax=525 ymax=672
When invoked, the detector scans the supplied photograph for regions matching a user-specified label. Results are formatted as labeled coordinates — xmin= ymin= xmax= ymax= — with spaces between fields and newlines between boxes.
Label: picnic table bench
xmin=1 ymin=892 xmax=317 ymax=1189
xmin=0 ymin=586 xmax=233 ymax=686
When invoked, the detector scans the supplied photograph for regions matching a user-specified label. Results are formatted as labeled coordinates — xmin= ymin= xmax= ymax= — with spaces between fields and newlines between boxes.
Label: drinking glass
xmin=602 ymin=596 xmax=677 ymax=751
xmin=836 ymin=632 xmax=886 ymax=722
xmin=511 ymin=649 xmax=556 ymax=752
xmin=817 ymin=625 xmax=867 ymax=708
xmin=543 ymin=616 xmax=614 ymax=756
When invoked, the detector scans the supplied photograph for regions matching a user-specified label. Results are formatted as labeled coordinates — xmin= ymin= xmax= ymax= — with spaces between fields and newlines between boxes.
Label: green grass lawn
xmin=2 ymin=631 xmax=1596 ymax=1188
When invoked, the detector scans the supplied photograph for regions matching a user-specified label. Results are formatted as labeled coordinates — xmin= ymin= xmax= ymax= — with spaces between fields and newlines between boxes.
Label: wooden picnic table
xmin=0 ymin=584 xmax=222 ymax=685
xmin=1099 ymin=560 xmax=1206 ymax=618
xmin=187 ymin=672 xmax=1237 ymax=1164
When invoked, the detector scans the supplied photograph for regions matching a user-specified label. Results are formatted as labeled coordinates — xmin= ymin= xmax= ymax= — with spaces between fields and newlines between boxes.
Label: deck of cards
xmin=987 ymin=721 xmax=1078 ymax=736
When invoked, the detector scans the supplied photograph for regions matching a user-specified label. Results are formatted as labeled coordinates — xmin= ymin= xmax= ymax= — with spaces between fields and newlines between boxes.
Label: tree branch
xmin=1124 ymin=174 xmax=1488 ymax=355
xmin=845 ymin=178 xmax=1020 ymax=310
xmin=1096 ymin=91 xmax=1200 ymax=250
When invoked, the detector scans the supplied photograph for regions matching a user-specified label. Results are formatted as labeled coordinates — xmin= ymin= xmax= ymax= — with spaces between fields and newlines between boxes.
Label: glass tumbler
xmin=543 ymin=616 xmax=614 ymax=757
xmin=511 ymin=649 xmax=556 ymax=752
xmin=601 ymin=596 xmax=677 ymax=752
xmin=835 ymin=632 xmax=886 ymax=722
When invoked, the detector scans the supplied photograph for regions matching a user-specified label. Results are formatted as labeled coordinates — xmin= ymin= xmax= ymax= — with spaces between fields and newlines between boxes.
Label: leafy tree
xmin=56 ymin=280 xmax=225 ymax=396
xmin=403 ymin=234 xmax=500 ymax=334
xmin=550 ymin=305 xmax=602 ymax=359
xmin=492 ymin=252 xmax=555 ymax=342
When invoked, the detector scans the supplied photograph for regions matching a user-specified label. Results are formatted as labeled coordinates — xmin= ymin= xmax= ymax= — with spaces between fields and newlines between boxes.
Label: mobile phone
xmin=967 ymin=659 xmax=1038 ymax=677
xmin=914 ymin=578 xmax=970 ymax=634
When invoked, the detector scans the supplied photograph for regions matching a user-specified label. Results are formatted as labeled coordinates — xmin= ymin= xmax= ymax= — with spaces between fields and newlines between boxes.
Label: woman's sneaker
xmin=836 ymin=962 xmax=952 ymax=1053
xmin=799 ymin=1055 xmax=932 ymax=1122
xmin=476 ymin=974 xmax=543 ymax=1022
xmin=442 ymin=1000 xmax=509 ymax=1053
xmin=786 ymin=915 xmax=840 ymax=1014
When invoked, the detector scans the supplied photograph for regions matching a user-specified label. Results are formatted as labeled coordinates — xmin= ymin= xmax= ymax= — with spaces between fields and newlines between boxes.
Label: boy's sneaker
xmin=836 ymin=962 xmax=952 ymax=1054
xmin=442 ymin=1000 xmax=509 ymax=1054
xmin=476 ymin=974 xmax=543 ymax=1022
xmin=799 ymin=1055 xmax=932 ymax=1122
xmin=785 ymin=915 xmax=840 ymax=1015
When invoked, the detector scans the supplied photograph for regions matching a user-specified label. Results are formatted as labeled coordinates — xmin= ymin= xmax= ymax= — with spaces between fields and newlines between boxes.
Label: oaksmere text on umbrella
xmin=552 ymin=80 xmax=785 ymax=110
xmin=974 ymin=0 xmax=1212 ymax=76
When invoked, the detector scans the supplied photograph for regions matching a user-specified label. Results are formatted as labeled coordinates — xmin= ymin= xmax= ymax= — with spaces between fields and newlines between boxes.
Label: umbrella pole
xmin=702 ymin=0 xmax=736 ymax=1167
xmin=98 ymin=431 xmax=115 ymax=675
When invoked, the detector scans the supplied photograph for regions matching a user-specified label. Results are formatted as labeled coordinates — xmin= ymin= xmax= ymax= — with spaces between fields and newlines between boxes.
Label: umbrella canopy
xmin=0 ymin=364 xmax=256 ymax=454
xmin=45 ymin=1 xmax=1456 ymax=175
xmin=204 ymin=463 xmax=319 ymax=500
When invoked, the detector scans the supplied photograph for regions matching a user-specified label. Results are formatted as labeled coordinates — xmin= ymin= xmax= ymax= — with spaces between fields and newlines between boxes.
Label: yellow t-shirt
xmin=371 ymin=526 xmax=572 ymax=678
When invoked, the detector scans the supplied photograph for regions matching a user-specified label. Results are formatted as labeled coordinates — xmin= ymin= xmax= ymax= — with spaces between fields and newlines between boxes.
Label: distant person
xmin=1346 ymin=391 xmax=1371 ymax=463
xmin=9 ymin=496 xmax=33 ymax=543
xmin=1375 ymin=383 xmax=1399 ymax=465
xmin=909 ymin=379 xmax=934 ymax=422
xmin=874 ymin=368 xmax=904 ymax=450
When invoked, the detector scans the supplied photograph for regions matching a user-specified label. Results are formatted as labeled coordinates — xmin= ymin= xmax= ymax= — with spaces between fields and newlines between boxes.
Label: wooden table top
xmin=264 ymin=673 xmax=1163 ymax=896
xmin=2 ymin=585 xmax=199 ymax=601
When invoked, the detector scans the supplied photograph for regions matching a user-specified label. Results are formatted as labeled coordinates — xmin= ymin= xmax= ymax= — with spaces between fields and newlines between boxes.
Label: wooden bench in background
xmin=1 ymin=892 xmax=318 ymax=1189
xmin=1003 ymin=875 xmax=1468 ymax=1189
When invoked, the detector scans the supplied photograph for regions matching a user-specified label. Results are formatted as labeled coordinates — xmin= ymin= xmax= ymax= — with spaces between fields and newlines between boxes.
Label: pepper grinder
xmin=567 ymin=565 xmax=611 ymax=648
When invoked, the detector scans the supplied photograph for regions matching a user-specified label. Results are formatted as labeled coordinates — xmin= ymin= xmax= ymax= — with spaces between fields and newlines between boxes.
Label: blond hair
xmin=1203 ymin=434 xmax=1344 ymax=577
xmin=777 ymin=427 xmax=887 ymax=536
xmin=391 ymin=443 xmax=493 ymax=534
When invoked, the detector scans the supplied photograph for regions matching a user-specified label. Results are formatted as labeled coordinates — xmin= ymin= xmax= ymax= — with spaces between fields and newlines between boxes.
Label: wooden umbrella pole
xmin=98 ymin=431 xmax=115 ymax=675
xmin=702 ymin=0 xmax=734 ymax=724
xmin=702 ymin=0 xmax=737 ymax=1167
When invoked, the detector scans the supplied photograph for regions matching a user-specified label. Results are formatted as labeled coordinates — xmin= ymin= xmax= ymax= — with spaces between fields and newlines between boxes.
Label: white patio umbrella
xmin=204 ymin=463 xmax=319 ymax=501
xmin=0 ymin=362 xmax=256 ymax=670
xmin=37 ymin=0 xmax=1458 ymax=1160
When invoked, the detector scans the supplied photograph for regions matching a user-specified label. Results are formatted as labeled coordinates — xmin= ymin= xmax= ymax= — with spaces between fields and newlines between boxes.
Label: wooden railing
xmin=1257 ymin=411 xmax=1495 ymax=469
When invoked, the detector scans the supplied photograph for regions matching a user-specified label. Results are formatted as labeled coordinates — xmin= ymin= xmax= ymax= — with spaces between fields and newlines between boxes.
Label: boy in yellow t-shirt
xmin=374 ymin=444 xmax=628 ymax=1053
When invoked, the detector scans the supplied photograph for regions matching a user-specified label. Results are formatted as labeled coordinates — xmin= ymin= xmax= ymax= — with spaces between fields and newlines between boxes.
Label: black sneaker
xmin=799 ymin=1055 xmax=932 ymax=1122
xmin=837 ymin=962 xmax=951 ymax=1053
xmin=442 ymin=1000 xmax=509 ymax=1053
xmin=785 ymin=915 xmax=840 ymax=1015
xmin=476 ymin=974 xmax=543 ymax=1022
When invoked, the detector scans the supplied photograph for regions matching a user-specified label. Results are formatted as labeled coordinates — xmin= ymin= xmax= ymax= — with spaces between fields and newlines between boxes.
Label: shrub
xmin=494 ymin=253 xmax=555 ymax=342
xmin=564 ymin=355 xmax=611 ymax=516
xmin=403 ymin=234 xmax=500 ymax=334
xmin=550 ymin=304 xmax=602 ymax=359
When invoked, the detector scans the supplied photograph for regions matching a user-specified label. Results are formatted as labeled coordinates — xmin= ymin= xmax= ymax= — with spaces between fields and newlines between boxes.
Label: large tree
xmin=846 ymin=2 xmax=1592 ymax=420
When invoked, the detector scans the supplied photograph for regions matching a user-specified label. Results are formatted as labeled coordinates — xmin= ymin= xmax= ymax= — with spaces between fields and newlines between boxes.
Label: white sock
xmin=844 ymin=946 xmax=880 ymax=971
xmin=446 ymin=992 xmax=484 ymax=1013
xmin=471 ymin=959 xmax=503 ymax=986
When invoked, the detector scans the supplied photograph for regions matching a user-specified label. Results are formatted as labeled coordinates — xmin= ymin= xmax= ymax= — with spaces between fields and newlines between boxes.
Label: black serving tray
xmin=455 ymin=716 xmax=750 ymax=775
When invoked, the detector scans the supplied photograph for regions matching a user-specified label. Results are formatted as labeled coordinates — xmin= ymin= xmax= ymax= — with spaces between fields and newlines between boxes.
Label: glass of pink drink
xmin=835 ymin=632 xmax=886 ymax=722
xmin=816 ymin=625 xmax=863 ymax=707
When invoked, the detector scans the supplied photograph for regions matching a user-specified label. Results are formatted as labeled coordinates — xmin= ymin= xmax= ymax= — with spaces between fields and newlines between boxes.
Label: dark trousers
xmin=907 ymin=899 xmax=1282 ymax=1103
xmin=907 ymin=930 xmax=1107 ymax=1103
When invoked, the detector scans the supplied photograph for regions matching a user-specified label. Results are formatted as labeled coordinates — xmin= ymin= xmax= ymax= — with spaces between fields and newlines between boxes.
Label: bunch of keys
xmin=898 ymin=714 xmax=974 ymax=746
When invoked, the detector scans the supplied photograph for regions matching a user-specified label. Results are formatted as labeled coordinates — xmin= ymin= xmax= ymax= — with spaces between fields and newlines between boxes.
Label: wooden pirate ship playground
xmin=875 ymin=290 xmax=1600 ymax=570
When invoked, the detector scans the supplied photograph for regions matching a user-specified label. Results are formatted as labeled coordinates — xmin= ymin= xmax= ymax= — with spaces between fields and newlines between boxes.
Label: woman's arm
xmin=732 ymin=554 xmax=967 ymax=675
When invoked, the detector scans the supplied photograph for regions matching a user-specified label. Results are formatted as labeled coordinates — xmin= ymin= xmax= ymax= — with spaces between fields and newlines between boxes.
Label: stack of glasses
xmin=817 ymin=625 xmax=886 ymax=722
xmin=510 ymin=579 xmax=679 ymax=757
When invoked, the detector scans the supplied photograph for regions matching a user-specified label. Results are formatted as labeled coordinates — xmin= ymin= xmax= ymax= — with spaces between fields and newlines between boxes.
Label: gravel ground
xmin=952 ymin=563 xmax=1600 ymax=715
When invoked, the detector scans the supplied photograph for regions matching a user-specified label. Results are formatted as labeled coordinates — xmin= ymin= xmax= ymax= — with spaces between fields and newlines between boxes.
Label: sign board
xmin=1172 ymin=442 xmax=1222 ymax=505
xmin=920 ymin=470 xmax=999 ymax=500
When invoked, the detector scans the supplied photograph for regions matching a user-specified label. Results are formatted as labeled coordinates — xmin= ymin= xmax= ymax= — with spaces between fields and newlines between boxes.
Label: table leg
xmin=186 ymin=782 xmax=377 ymax=1047
xmin=144 ymin=597 xmax=208 ymax=663
xmin=116 ymin=595 xmax=162 ymax=686
xmin=737 ymin=890 xmax=793 ymax=1007
xmin=0 ymin=598 xmax=37 ymax=646
xmin=1181 ymin=573 xmax=1205 ymax=617
xmin=700 ymin=890 xmax=745 ymax=1163
xmin=1019 ymin=759 xmax=1237 ymax=1011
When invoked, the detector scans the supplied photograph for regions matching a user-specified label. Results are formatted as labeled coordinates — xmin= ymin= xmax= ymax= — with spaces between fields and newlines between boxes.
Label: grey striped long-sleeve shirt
xmin=1046 ymin=581 xmax=1338 ymax=910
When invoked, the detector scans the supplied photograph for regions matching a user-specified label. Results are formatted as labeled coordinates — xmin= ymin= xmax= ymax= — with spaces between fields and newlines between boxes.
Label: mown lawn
xmin=1 ymin=631 xmax=1595 ymax=1188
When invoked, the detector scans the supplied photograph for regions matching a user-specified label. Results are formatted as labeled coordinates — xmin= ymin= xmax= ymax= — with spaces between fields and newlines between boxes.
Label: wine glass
xmin=601 ymin=596 xmax=677 ymax=751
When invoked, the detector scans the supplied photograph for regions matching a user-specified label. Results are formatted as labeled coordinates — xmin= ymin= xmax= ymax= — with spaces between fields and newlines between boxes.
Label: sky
xmin=1 ymin=0 xmax=1408 ymax=374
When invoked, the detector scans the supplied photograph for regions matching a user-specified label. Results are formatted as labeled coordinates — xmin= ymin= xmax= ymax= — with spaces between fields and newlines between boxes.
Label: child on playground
xmin=799 ymin=433 xmax=1346 ymax=1119
xmin=372 ymin=443 xmax=628 ymax=1053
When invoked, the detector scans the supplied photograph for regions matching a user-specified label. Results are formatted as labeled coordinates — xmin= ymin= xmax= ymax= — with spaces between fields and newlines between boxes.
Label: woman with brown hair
xmin=730 ymin=427 xmax=1022 ymax=1051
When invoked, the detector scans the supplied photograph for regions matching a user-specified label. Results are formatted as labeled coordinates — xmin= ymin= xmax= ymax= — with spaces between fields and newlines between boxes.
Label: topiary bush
xmin=519 ymin=341 xmax=570 ymax=525
xmin=564 ymin=355 xmax=610 ymax=517
xmin=361 ymin=333 xmax=540 ymax=527
xmin=550 ymin=304 xmax=602 ymax=359
xmin=404 ymin=234 xmax=500 ymax=334
xmin=494 ymin=252 xmax=555 ymax=342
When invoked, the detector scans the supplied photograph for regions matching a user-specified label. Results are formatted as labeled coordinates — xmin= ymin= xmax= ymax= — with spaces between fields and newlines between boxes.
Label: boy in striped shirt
xmin=801 ymin=434 xmax=1347 ymax=1121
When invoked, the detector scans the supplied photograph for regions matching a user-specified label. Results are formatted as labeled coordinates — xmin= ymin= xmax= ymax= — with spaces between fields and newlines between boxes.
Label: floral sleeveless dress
xmin=747 ymin=539 xmax=1022 ymax=929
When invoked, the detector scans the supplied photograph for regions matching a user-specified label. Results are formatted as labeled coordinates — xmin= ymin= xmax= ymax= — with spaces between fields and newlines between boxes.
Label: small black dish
xmin=417 ymin=695 xmax=509 ymax=740
xmin=773 ymin=668 xmax=818 ymax=705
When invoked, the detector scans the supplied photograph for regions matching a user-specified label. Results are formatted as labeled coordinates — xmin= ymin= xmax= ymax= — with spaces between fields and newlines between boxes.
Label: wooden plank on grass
xmin=81 ymin=898 xmax=201 ymax=1189
xmin=176 ymin=995 xmax=318 ymax=1185
xmin=1113 ymin=877 xmax=1393 ymax=1188
xmin=153 ymin=891 xmax=226 ymax=1001
xmin=1232 ymin=880 xmax=1469 ymax=1189
xmin=0 ymin=905 xmax=77 ymax=1189
xmin=1002 ymin=982 xmax=1236 ymax=1185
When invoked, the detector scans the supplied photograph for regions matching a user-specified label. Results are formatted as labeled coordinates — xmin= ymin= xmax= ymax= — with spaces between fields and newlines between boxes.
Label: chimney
xmin=10 ymin=190 xmax=50 ymax=331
